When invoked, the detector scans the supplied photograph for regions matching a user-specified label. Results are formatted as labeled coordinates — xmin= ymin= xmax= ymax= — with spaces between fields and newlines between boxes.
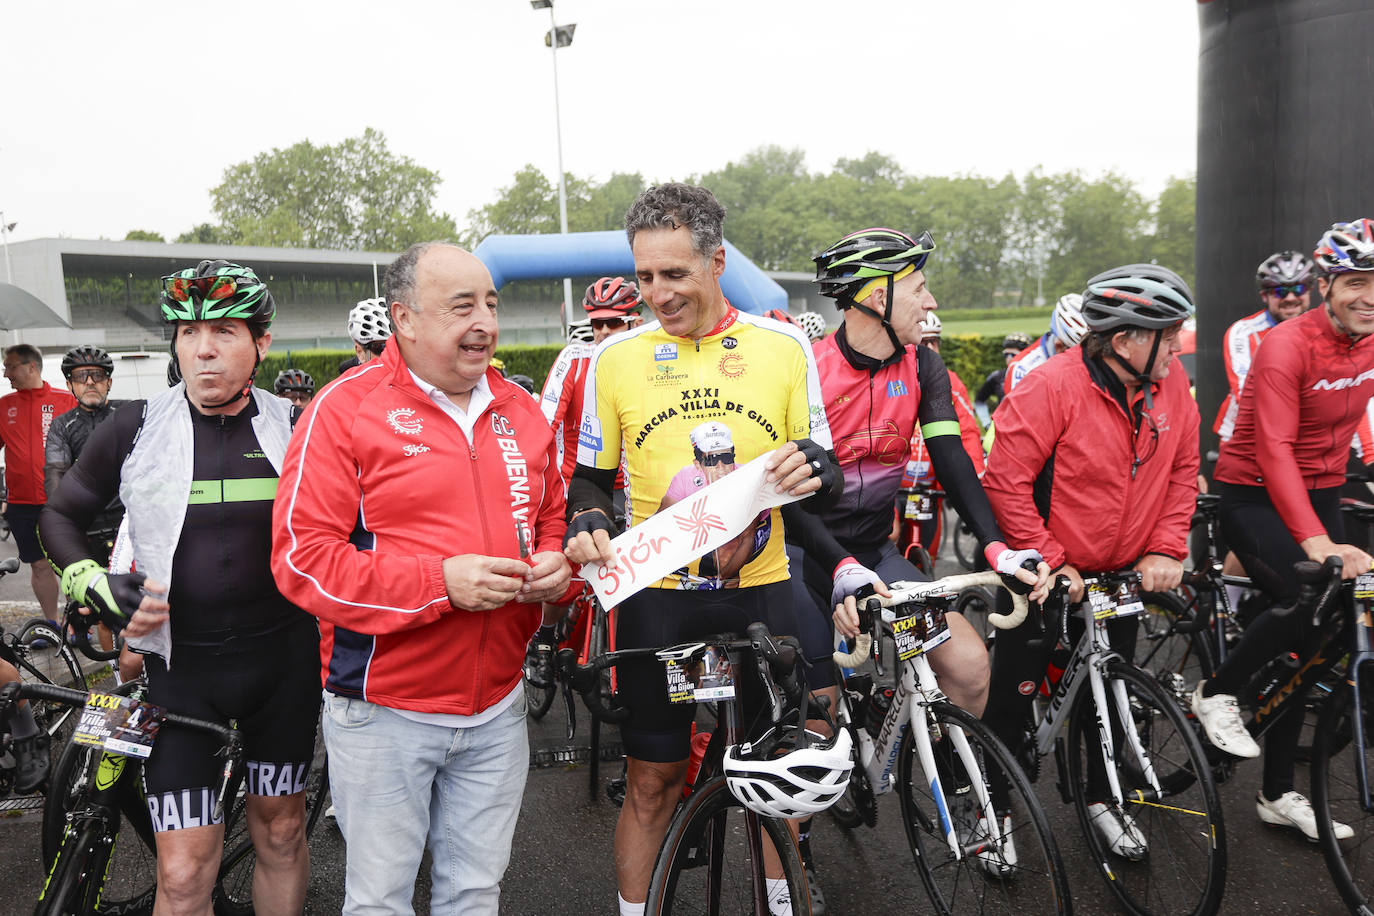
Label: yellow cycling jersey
xmin=577 ymin=307 xmax=831 ymax=589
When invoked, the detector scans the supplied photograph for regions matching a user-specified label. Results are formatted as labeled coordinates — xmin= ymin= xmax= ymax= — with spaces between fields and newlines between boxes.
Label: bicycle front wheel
xmin=1132 ymin=591 xmax=1215 ymax=706
xmin=15 ymin=618 xmax=87 ymax=773
xmin=1065 ymin=661 xmax=1226 ymax=916
xmin=645 ymin=775 xmax=808 ymax=915
xmin=952 ymin=520 xmax=978 ymax=571
xmin=897 ymin=701 xmax=1071 ymax=915
xmin=1312 ymin=679 xmax=1374 ymax=913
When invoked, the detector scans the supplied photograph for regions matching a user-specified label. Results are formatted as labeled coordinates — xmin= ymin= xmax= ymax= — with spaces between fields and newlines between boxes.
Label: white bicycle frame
xmin=1030 ymin=580 xmax=1164 ymax=808
xmin=834 ymin=570 xmax=1027 ymax=862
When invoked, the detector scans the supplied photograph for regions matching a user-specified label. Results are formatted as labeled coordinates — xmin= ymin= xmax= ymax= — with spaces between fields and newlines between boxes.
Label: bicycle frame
xmin=1031 ymin=578 xmax=1166 ymax=809
xmin=1245 ymin=565 xmax=1374 ymax=811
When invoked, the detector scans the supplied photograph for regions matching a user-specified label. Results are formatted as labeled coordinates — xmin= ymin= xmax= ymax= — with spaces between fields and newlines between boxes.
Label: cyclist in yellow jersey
xmin=564 ymin=183 xmax=842 ymax=916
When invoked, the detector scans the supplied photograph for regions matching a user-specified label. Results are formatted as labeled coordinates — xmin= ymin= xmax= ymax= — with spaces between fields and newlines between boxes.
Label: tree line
xmin=127 ymin=130 xmax=1194 ymax=311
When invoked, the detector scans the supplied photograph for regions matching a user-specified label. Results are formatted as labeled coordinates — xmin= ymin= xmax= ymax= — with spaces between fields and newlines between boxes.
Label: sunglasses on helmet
xmin=161 ymin=274 xmax=241 ymax=303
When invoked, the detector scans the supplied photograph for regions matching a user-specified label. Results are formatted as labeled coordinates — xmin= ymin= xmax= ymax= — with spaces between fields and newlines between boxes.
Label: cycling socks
xmin=11 ymin=703 xmax=38 ymax=739
xmin=617 ymin=894 xmax=645 ymax=915
xmin=796 ymin=816 xmax=814 ymax=864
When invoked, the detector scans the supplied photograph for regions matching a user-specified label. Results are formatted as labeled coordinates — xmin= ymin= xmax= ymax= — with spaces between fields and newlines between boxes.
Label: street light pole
xmin=533 ymin=0 xmax=575 ymax=335
xmin=0 ymin=212 xmax=13 ymax=285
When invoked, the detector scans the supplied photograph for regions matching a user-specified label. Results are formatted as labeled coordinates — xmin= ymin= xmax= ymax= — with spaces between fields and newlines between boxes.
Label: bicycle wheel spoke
xmin=898 ymin=703 xmax=1070 ymax=915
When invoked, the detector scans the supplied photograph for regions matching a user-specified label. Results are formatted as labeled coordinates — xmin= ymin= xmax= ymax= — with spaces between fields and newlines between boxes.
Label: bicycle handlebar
xmin=557 ymin=623 xmax=802 ymax=727
xmin=0 ymin=680 xmax=244 ymax=820
xmin=831 ymin=570 xmax=1027 ymax=668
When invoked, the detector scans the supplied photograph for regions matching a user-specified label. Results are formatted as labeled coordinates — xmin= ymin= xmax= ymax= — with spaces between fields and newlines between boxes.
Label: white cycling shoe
xmin=1191 ymin=683 xmax=1261 ymax=758
xmin=967 ymin=814 xmax=1018 ymax=877
xmin=1257 ymin=791 xmax=1353 ymax=842
xmin=1087 ymin=802 xmax=1148 ymax=861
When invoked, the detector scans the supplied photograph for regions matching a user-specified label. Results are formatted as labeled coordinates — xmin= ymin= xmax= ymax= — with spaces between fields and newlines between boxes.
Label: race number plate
xmin=892 ymin=607 xmax=952 ymax=661
xmin=1088 ymin=580 xmax=1144 ymax=620
xmin=1355 ymin=571 xmax=1374 ymax=602
xmin=658 ymin=643 xmax=735 ymax=704
xmin=73 ymin=693 xmax=164 ymax=758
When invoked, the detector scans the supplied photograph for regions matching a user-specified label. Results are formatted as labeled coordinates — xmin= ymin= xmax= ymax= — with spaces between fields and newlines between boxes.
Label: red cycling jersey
xmin=539 ymin=342 xmax=595 ymax=484
xmin=901 ymin=368 xmax=985 ymax=487
xmin=1215 ymin=306 xmax=1374 ymax=543
xmin=1212 ymin=307 xmax=1280 ymax=440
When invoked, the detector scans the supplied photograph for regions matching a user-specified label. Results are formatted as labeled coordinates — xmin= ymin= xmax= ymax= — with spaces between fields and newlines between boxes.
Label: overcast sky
xmin=2 ymin=0 xmax=1199 ymax=244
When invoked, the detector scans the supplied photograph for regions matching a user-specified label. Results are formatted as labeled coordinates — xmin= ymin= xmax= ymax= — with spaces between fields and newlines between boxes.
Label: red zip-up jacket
xmin=271 ymin=341 xmax=568 ymax=716
xmin=984 ymin=349 xmax=1199 ymax=572
xmin=0 ymin=383 xmax=77 ymax=504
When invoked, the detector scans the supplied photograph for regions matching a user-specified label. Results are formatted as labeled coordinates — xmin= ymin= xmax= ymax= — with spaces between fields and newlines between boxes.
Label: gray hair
xmin=625 ymin=183 xmax=726 ymax=259
xmin=384 ymin=242 xmax=448 ymax=310
xmin=1082 ymin=327 xmax=1153 ymax=360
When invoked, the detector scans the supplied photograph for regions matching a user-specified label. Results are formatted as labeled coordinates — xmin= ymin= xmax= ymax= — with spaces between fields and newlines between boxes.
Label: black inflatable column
xmin=1195 ymin=0 xmax=1374 ymax=462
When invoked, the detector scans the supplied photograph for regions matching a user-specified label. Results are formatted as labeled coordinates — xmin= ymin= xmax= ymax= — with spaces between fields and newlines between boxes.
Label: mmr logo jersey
xmin=577 ymin=308 xmax=830 ymax=588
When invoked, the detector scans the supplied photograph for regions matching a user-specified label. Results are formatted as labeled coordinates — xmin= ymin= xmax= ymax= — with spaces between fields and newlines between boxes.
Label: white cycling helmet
xmin=919 ymin=311 xmax=942 ymax=340
xmin=723 ymin=726 xmax=853 ymax=819
xmin=796 ymin=311 xmax=827 ymax=342
xmin=1050 ymin=293 xmax=1088 ymax=348
xmin=348 ymin=297 xmax=393 ymax=346
xmin=567 ymin=321 xmax=595 ymax=344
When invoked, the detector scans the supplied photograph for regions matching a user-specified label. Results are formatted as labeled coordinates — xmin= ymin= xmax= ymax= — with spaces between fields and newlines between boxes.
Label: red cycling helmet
xmin=762 ymin=308 xmax=799 ymax=326
xmin=583 ymin=277 xmax=643 ymax=319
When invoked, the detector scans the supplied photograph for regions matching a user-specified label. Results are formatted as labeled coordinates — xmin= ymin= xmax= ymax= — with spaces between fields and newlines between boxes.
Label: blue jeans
xmin=322 ymin=693 xmax=529 ymax=915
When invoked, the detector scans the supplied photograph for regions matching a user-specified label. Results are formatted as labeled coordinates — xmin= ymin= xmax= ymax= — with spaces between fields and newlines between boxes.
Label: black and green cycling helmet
xmin=159 ymin=260 xmax=275 ymax=333
xmin=812 ymin=228 xmax=936 ymax=304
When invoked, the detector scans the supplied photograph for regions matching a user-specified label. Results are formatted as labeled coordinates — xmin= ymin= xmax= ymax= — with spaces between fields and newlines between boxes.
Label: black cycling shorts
xmin=7 ymin=503 xmax=45 ymax=563
xmin=615 ymin=580 xmax=794 ymax=763
xmin=141 ymin=619 xmax=321 ymax=832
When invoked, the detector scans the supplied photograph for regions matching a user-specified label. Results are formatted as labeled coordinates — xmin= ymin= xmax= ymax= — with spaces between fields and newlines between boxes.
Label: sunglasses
xmin=1265 ymin=283 xmax=1308 ymax=299
xmin=590 ymin=318 xmax=628 ymax=330
xmin=162 ymin=274 xmax=240 ymax=303
xmin=700 ymin=450 xmax=735 ymax=467
xmin=70 ymin=369 xmax=109 ymax=384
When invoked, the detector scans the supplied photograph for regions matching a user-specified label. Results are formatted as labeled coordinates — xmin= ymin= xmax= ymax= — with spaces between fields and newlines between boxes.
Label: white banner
xmin=583 ymin=453 xmax=806 ymax=608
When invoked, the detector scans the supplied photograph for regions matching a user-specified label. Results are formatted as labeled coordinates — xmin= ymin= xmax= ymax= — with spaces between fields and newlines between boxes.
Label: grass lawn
xmin=939 ymin=314 xmax=1050 ymax=338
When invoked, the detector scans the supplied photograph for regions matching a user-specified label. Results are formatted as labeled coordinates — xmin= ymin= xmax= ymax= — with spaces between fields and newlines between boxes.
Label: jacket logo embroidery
xmin=387 ymin=408 xmax=423 ymax=435
xmin=491 ymin=413 xmax=515 ymax=436
xmin=403 ymin=443 xmax=431 ymax=457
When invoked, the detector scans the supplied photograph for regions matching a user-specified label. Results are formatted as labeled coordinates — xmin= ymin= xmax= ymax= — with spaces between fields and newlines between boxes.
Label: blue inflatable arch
xmin=471 ymin=230 xmax=787 ymax=315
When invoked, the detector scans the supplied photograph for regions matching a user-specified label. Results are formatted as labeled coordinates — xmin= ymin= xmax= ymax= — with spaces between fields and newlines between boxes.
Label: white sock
xmin=766 ymin=877 xmax=792 ymax=916
xmin=618 ymin=894 xmax=645 ymax=916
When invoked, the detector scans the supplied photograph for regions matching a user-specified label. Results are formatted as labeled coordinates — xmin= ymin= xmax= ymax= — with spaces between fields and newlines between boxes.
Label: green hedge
xmin=264 ymin=338 xmax=1016 ymax=401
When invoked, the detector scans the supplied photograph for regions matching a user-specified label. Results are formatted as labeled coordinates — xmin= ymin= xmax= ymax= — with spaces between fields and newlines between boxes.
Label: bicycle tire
xmin=1312 ymin=680 xmax=1374 ymax=914
xmin=12 ymin=619 xmax=88 ymax=795
xmin=214 ymin=731 xmax=330 ymax=916
xmin=952 ymin=519 xmax=978 ymax=571
xmin=1064 ymin=661 xmax=1226 ymax=916
xmin=524 ymin=672 xmax=556 ymax=720
xmin=1132 ymin=591 xmax=1216 ymax=706
xmin=897 ymin=701 xmax=1071 ymax=915
xmin=644 ymin=775 xmax=809 ymax=915
xmin=953 ymin=585 xmax=997 ymax=647
xmin=36 ymin=819 xmax=107 ymax=916
xmin=41 ymin=679 xmax=158 ymax=914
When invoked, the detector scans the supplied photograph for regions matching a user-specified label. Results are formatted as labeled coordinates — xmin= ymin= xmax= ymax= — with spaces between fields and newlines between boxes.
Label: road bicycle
xmin=1003 ymin=570 xmax=1227 ymax=916
xmin=5 ymin=679 xmax=243 ymax=916
xmin=38 ymin=672 xmax=330 ymax=915
xmin=523 ymin=582 xmax=619 ymax=798
xmin=830 ymin=570 xmax=1071 ymax=915
xmin=562 ymin=622 xmax=820 ymax=915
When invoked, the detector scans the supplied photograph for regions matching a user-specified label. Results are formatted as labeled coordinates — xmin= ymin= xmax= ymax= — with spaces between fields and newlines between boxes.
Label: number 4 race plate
xmin=73 ymin=693 xmax=163 ymax=758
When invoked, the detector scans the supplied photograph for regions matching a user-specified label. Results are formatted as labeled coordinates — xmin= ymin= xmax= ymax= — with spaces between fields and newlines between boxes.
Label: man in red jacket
xmin=981 ymin=263 xmax=1199 ymax=861
xmin=271 ymin=242 xmax=573 ymax=915
xmin=1 ymin=343 xmax=75 ymax=623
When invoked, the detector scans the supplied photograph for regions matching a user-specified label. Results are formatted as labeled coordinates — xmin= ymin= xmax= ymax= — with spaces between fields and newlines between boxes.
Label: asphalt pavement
xmin=0 ymin=534 xmax=1356 ymax=914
